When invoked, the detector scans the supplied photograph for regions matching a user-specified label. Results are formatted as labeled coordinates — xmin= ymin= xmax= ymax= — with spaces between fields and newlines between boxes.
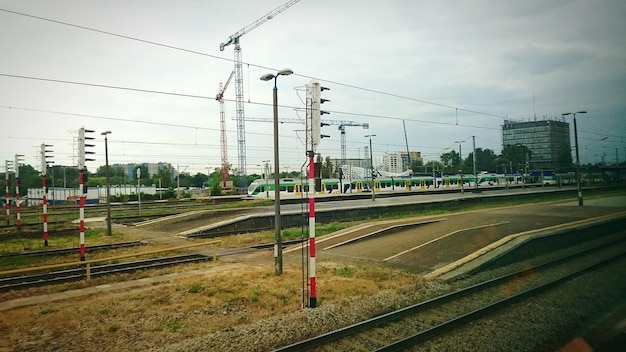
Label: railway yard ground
xmin=0 ymin=187 xmax=625 ymax=351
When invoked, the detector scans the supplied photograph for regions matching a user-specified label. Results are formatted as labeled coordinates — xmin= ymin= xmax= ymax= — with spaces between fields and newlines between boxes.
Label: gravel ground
xmin=147 ymin=251 xmax=626 ymax=352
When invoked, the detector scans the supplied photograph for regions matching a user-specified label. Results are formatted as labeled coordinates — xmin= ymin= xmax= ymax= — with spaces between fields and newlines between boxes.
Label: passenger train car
xmin=246 ymin=173 xmax=524 ymax=198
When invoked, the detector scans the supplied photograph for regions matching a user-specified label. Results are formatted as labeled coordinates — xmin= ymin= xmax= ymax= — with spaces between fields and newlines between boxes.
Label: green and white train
xmin=246 ymin=173 xmax=523 ymax=198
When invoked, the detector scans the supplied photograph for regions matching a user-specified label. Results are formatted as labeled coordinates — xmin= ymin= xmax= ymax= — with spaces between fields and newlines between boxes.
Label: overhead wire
xmin=0 ymin=7 xmax=511 ymax=123
xmin=1 ymin=6 xmax=617 ymax=168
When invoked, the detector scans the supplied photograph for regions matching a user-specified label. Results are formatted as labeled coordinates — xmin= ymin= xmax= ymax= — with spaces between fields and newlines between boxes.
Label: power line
xmin=0 ymin=7 xmax=513 ymax=122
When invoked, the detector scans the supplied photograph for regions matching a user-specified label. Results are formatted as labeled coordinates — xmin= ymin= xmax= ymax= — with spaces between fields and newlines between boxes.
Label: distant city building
xmin=333 ymin=151 xmax=422 ymax=176
xmin=381 ymin=151 xmax=423 ymax=173
xmin=114 ymin=162 xmax=175 ymax=181
xmin=502 ymin=119 xmax=571 ymax=170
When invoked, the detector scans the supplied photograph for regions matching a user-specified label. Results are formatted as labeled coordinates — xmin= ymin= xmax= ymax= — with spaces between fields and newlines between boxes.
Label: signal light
xmin=78 ymin=127 xmax=96 ymax=169
xmin=307 ymin=80 xmax=331 ymax=151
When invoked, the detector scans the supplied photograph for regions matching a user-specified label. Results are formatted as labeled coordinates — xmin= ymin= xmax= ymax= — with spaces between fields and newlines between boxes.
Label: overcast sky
xmin=1 ymin=0 xmax=625 ymax=176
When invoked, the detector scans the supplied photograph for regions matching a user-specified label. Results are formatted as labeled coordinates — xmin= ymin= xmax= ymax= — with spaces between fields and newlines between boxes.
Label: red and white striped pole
xmin=14 ymin=154 xmax=23 ymax=231
xmin=308 ymin=152 xmax=317 ymax=308
xmin=79 ymin=170 xmax=86 ymax=261
xmin=4 ymin=161 xmax=9 ymax=225
xmin=42 ymin=175 xmax=49 ymax=247
xmin=15 ymin=177 xmax=21 ymax=231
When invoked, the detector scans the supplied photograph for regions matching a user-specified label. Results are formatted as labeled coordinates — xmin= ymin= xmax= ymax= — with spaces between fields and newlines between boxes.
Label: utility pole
xmin=472 ymin=136 xmax=477 ymax=189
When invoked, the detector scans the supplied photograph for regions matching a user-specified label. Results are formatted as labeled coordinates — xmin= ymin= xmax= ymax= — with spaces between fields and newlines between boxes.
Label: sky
xmin=1 ymin=0 xmax=625 ymax=177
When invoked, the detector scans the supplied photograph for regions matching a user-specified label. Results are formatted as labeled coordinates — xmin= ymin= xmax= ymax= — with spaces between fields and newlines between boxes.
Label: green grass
xmin=0 ymin=228 xmax=125 ymax=254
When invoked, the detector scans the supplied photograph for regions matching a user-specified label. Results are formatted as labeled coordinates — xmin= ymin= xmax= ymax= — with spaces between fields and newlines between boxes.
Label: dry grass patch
xmin=0 ymin=259 xmax=421 ymax=352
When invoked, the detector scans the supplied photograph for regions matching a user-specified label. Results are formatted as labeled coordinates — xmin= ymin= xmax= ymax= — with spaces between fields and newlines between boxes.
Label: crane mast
xmin=216 ymin=71 xmax=235 ymax=188
xmin=219 ymin=0 xmax=300 ymax=192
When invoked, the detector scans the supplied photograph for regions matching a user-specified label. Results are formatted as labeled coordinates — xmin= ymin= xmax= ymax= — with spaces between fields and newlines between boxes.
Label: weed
xmin=165 ymin=320 xmax=182 ymax=332
xmin=98 ymin=306 xmax=110 ymax=315
xmin=333 ymin=265 xmax=355 ymax=277
xmin=188 ymin=282 xmax=205 ymax=293
xmin=39 ymin=307 xmax=54 ymax=315
xmin=108 ymin=322 xmax=121 ymax=332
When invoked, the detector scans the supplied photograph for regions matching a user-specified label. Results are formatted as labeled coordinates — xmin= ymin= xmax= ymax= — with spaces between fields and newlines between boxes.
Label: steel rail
xmin=272 ymin=237 xmax=626 ymax=352
xmin=0 ymin=254 xmax=209 ymax=291
xmin=0 ymin=241 xmax=144 ymax=258
xmin=374 ymin=250 xmax=626 ymax=352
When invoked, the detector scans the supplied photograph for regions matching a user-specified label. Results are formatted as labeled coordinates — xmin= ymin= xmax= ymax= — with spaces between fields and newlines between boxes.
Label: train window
xmin=287 ymin=186 xmax=294 ymax=192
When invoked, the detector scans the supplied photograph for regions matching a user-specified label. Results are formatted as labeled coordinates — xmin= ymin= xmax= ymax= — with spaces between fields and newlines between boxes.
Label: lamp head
xmin=277 ymin=68 xmax=293 ymax=76
xmin=260 ymin=73 xmax=275 ymax=81
xmin=101 ymin=131 xmax=112 ymax=136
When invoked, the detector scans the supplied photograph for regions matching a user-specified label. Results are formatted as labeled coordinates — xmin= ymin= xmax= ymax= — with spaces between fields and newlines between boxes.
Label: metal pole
xmin=573 ymin=115 xmax=583 ymax=206
xmin=366 ymin=135 xmax=376 ymax=201
xmin=455 ymin=140 xmax=464 ymax=193
xmin=137 ymin=167 xmax=141 ymax=213
xmin=272 ymin=78 xmax=282 ymax=275
xmin=42 ymin=175 xmax=48 ymax=246
xmin=5 ymin=160 xmax=9 ymax=225
xmin=308 ymin=152 xmax=317 ymax=307
xmin=15 ymin=154 xmax=22 ymax=231
xmin=103 ymin=133 xmax=112 ymax=236
xmin=79 ymin=170 xmax=85 ymax=261
xmin=472 ymin=136 xmax=477 ymax=189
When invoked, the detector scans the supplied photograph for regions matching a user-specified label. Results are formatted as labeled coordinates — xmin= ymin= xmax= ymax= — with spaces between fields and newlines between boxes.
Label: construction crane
xmin=338 ymin=122 xmax=369 ymax=164
xmin=240 ymin=117 xmax=369 ymax=165
xmin=219 ymin=0 xmax=300 ymax=192
xmin=216 ymin=71 xmax=235 ymax=188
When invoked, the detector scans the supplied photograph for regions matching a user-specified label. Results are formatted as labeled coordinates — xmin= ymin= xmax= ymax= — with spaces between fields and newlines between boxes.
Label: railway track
xmin=273 ymin=237 xmax=626 ymax=351
xmin=0 ymin=241 xmax=144 ymax=258
xmin=0 ymin=253 xmax=210 ymax=292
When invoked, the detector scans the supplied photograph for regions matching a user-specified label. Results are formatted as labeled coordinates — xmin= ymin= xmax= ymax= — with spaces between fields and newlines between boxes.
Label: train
xmin=246 ymin=173 xmax=524 ymax=198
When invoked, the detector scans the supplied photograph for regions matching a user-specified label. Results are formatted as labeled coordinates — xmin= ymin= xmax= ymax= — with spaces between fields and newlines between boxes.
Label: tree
xmin=14 ymin=164 xmax=41 ymax=196
xmin=176 ymin=173 xmax=193 ymax=188
xmin=424 ymin=160 xmax=444 ymax=174
xmin=500 ymin=144 xmax=531 ymax=172
xmin=557 ymin=145 xmax=573 ymax=168
xmin=440 ymin=150 xmax=460 ymax=173
xmin=410 ymin=159 xmax=423 ymax=173
xmin=192 ymin=173 xmax=207 ymax=188
xmin=47 ymin=165 xmax=80 ymax=188
xmin=152 ymin=164 xmax=173 ymax=188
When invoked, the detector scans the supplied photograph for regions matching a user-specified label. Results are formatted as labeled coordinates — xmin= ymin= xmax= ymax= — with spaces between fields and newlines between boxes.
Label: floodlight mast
xmin=219 ymin=0 xmax=300 ymax=193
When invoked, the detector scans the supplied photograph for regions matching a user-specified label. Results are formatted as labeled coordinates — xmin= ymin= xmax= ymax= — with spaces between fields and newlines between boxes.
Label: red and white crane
xmin=219 ymin=0 xmax=300 ymax=191
xmin=216 ymin=71 xmax=235 ymax=188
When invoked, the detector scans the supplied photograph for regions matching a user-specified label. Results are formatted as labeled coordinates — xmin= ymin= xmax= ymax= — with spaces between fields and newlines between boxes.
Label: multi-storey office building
xmin=502 ymin=119 xmax=571 ymax=170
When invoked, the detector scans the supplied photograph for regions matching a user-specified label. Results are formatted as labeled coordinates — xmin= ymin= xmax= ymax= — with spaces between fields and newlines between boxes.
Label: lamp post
xmin=562 ymin=110 xmax=587 ymax=206
xmin=260 ymin=68 xmax=293 ymax=275
xmin=455 ymin=140 xmax=464 ymax=193
xmin=263 ymin=160 xmax=270 ymax=198
xmin=365 ymin=134 xmax=376 ymax=201
xmin=101 ymin=131 xmax=112 ymax=236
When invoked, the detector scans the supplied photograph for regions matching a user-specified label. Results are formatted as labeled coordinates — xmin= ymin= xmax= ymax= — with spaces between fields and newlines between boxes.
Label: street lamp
xmin=365 ymin=134 xmax=376 ymax=201
xmin=263 ymin=160 xmax=270 ymax=198
xmin=562 ymin=110 xmax=587 ymax=206
xmin=101 ymin=131 xmax=112 ymax=236
xmin=260 ymin=68 xmax=293 ymax=275
xmin=455 ymin=140 xmax=464 ymax=193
